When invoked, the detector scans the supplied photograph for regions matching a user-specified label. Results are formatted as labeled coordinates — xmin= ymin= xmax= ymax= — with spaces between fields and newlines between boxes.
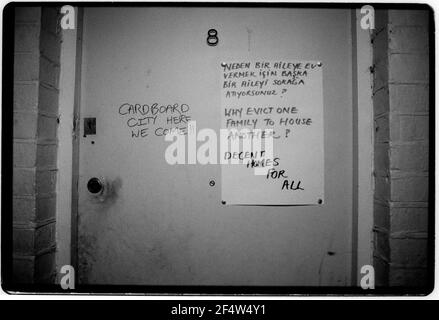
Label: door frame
xmin=55 ymin=6 xmax=374 ymax=288
xmin=351 ymin=9 xmax=374 ymax=286
xmin=55 ymin=6 xmax=83 ymax=283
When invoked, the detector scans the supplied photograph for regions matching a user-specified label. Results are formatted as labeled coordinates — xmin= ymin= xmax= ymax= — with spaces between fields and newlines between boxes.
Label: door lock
xmin=84 ymin=117 xmax=96 ymax=137
xmin=87 ymin=177 xmax=104 ymax=194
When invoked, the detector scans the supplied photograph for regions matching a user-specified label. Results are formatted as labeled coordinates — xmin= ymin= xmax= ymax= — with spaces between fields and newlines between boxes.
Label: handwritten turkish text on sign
xmin=221 ymin=60 xmax=324 ymax=205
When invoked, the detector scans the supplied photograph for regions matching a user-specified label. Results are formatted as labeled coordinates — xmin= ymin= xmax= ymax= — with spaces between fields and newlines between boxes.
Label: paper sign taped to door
xmin=220 ymin=60 xmax=324 ymax=205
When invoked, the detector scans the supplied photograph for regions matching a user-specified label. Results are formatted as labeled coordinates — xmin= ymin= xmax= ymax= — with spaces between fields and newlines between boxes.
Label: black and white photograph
xmin=0 ymin=1 xmax=435 ymax=303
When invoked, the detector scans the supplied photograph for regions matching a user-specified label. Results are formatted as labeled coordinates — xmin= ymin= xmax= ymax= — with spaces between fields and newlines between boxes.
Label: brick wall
xmin=372 ymin=9 xmax=430 ymax=287
xmin=13 ymin=7 xmax=61 ymax=284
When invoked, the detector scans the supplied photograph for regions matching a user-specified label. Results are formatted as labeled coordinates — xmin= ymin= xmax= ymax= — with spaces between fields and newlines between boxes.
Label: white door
xmin=77 ymin=7 xmax=353 ymax=286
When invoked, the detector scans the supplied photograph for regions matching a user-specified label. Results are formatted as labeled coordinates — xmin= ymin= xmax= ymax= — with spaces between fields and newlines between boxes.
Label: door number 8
xmin=207 ymin=29 xmax=219 ymax=46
